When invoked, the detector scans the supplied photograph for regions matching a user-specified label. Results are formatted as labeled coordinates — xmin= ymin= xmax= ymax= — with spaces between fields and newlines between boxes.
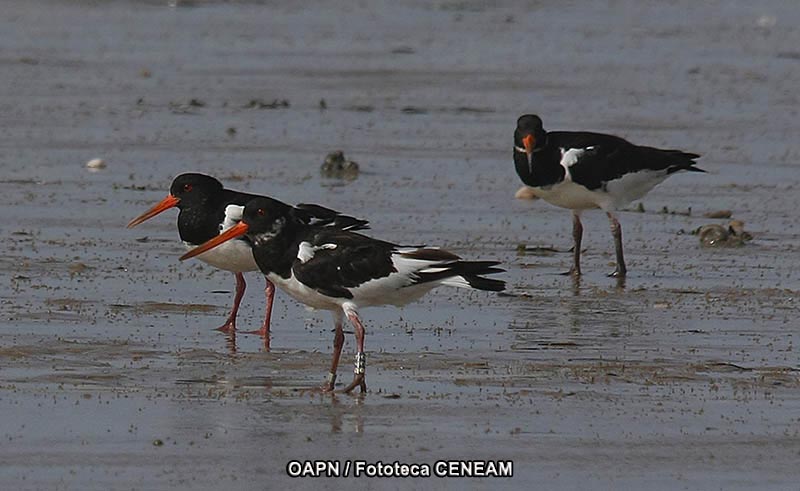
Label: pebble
xmin=321 ymin=150 xmax=359 ymax=179
xmin=696 ymin=220 xmax=753 ymax=247
xmin=703 ymin=210 xmax=732 ymax=219
xmin=86 ymin=158 xmax=106 ymax=169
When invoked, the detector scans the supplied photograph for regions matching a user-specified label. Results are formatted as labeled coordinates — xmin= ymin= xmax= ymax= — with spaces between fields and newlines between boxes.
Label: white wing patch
xmin=559 ymin=147 xmax=592 ymax=181
xmin=221 ymin=204 xmax=244 ymax=232
xmin=297 ymin=241 xmax=337 ymax=263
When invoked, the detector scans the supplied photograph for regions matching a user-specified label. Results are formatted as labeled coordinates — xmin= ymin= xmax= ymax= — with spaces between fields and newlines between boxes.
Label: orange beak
xmin=180 ymin=221 xmax=249 ymax=261
xmin=127 ymin=194 xmax=180 ymax=228
xmin=522 ymin=134 xmax=535 ymax=165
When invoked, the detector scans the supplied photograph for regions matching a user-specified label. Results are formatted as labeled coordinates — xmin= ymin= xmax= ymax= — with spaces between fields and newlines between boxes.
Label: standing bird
xmin=127 ymin=173 xmax=367 ymax=337
xmin=180 ymin=197 xmax=505 ymax=393
xmin=513 ymin=114 xmax=704 ymax=277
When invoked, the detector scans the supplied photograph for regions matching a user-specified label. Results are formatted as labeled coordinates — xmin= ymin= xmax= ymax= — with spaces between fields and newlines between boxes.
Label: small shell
xmin=86 ymin=158 xmax=106 ymax=170
xmin=698 ymin=224 xmax=729 ymax=247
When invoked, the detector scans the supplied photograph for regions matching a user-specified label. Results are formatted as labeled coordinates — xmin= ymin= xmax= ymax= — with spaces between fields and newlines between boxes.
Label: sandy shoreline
xmin=1 ymin=1 xmax=799 ymax=489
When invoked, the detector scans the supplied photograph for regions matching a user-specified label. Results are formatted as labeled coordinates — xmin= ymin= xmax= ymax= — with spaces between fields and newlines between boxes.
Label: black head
xmin=241 ymin=197 xmax=294 ymax=236
xmin=179 ymin=196 xmax=293 ymax=261
xmin=168 ymin=173 xmax=224 ymax=209
xmin=514 ymin=114 xmax=547 ymax=169
xmin=514 ymin=114 xmax=546 ymax=148
xmin=127 ymin=172 xmax=224 ymax=228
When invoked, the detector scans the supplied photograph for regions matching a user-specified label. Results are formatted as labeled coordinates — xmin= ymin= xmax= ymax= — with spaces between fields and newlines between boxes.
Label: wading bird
xmin=513 ymin=114 xmax=703 ymax=277
xmin=127 ymin=173 xmax=367 ymax=338
xmin=181 ymin=197 xmax=505 ymax=393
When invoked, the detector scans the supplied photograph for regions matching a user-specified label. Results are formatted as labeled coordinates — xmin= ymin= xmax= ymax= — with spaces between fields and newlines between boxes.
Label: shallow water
xmin=1 ymin=0 xmax=799 ymax=489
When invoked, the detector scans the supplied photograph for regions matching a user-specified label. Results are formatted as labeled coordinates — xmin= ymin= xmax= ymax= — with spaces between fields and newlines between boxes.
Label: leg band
xmin=354 ymin=352 xmax=366 ymax=375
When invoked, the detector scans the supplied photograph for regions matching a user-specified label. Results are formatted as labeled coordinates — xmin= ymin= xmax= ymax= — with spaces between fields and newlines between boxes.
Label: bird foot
xmin=317 ymin=372 xmax=337 ymax=393
xmin=340 ymin=352 xmax=367 ymax=394
xmin=241 ymin=326 xmax=269 ymax=336
xmin=214 ymin=322 xmax=236 ymax=334
xmin=608 ymin=268 xmax=627 ymax=278
xmin=341 ymin=373 xmax=367 ymax=394
xmin=559 ymin=267 xmax=581 ymax=277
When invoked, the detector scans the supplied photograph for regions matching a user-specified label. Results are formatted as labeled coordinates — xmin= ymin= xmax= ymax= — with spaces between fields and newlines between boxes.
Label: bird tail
xmin=418 ymin=260 xmax=506 ymax=292
xmin=659 ymin=149 xmax=705 ymax=174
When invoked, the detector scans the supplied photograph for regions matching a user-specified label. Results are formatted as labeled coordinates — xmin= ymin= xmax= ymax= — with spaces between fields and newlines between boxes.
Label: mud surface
xmin=1 ymin=1 xmax=799 ymax=489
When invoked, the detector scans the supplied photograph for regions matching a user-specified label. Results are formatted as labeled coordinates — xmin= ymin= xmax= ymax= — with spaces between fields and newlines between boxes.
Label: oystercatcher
xmin=180 ymin=197 xmax=505 ymax=393
xmin=127 ymin=173 xmax=368 ymax=337
xmin=513 ymin=114 xmax=704 ymax=277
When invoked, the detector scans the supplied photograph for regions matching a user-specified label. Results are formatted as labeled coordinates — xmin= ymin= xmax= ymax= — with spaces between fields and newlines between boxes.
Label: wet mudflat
xmin=1 ymin=0 xmax=799 ymax=489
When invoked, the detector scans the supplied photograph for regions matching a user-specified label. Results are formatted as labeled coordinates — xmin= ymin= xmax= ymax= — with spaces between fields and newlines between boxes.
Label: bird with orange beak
xmin=180 ymin=197 xmax=505 ymax=393
xmin=127 ymin=173 xmax=368 ymax=339
xmin=513 ymin=114 xmax=704 ymax=278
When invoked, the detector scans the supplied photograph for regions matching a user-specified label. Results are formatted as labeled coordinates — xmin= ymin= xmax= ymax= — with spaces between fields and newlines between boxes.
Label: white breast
xmin=183 ymin=239 xmax=258 ymax=273
xmin=182 ymin=204 xmax=258 ymax=272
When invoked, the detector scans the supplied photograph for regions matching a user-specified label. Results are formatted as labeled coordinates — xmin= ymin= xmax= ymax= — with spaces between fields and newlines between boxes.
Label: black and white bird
xmin=513 ymin=114 xmax=704 ymax=277
xmin=180 ymin=197 xmax=505 ymax=393
xmin=127 ymin=173 xmax=367 ymax=338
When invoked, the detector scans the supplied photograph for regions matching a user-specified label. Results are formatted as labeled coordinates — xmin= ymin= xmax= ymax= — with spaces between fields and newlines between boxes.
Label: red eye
xmin=257 ymin=208 xmax=265 ymax=216
xmin=183 ymin=183 xmax=192 ymax=192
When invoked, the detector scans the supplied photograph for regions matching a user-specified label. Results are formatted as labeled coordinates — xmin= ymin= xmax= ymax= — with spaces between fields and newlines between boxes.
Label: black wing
xmin=293 ymin=203 xmax=370 ymax=231
xmin=292 ymin=229 xmax=398 ymax=299
xmin=551 ymin=132 xmax=702 ymax=190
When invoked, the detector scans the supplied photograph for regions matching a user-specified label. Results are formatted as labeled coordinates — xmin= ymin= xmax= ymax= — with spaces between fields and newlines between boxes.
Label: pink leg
xmin=321 ymin=313 xmax=345 ymax=392
xmin=607 ymin=212 xmax=627 ymax=278
xmin=560 ymin=211 xmax=583 ymax=276
xmin=341 ymin=308 xmax=367 ymax=394
xmin=243 ymin=279 xmax=275 ymax=343
xmin=216 ymin=272 xmax=246 ymax=333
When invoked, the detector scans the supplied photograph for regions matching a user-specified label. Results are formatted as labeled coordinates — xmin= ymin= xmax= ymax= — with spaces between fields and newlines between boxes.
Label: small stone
xmin=152 ymin=439 xmax=164 ymax=446
xmin=697 ymin=224 xmax=729 ymax=247
xmin=514 ymin=186 xmax=539 ymax=200
xmin=703 ymin=210 xmax=732 ymax=219
xmin=69 ymin=262 xmax=89 ymax=275
xmin=696 ymin=220 xmax=752 ymax=247
xmin=321 ymin=151 xmax=359 ymax=179
xmin=756 ymin=15 xmax=777 ymax=29
xmin=243 ymin=98 xmax=289 ymax=109
xmin=86 ymin=158 xmax=106 ymax=171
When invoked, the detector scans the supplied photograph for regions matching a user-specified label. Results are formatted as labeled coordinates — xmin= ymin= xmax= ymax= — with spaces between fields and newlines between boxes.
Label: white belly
xmin=266 ymin=269 xmax=441 ymax=312
xmin=534 ymin=180 xmax=606 ymax=210
xmin=604 ymin=169 xmax=670 ymax=209
xmin=183 ymin=239 xmax=259 ymax=273
xmin=535 ymin=169 xmax=671 ymax=211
